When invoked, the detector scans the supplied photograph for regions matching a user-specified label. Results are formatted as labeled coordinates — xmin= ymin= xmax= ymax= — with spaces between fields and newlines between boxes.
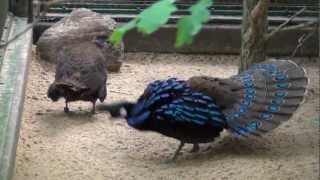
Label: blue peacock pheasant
xmin=99 ymin=59 xmax=308 ymax=160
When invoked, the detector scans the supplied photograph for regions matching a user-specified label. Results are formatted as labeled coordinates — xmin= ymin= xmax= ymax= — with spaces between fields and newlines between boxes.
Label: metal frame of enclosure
xmin=0 ymin=1 xmax=33 ymax=180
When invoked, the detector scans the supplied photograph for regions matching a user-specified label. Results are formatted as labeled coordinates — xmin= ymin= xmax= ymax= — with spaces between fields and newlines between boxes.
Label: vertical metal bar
xmin=12 ymin=0 xmax=30 ymax=17
xmin=0 ymin=0 xmax=9 ymax=38
xmin=28 ymin=0 xmax=33 ymax=23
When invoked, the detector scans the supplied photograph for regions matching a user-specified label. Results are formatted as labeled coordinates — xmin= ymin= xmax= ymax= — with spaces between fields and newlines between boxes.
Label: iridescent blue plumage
xmin=119 ymin=78 xmax=226 ymax=160
xmin=127 ymin=78 xmax=226 ymax=135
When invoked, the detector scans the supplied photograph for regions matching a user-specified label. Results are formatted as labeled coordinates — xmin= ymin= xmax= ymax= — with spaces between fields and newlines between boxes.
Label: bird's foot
xmin=204 ymin=145 xmax=213 ymax=152
xmin=168 ymin=142 xmax=185 ymax=162
xmin=189 ymin=144 xmax=200 ymax=153
xmin=164 ymin=153 xmax=181 ymax=164
xmin=64 ymin=107 xmax=69 ymax=113
xmin=90 ymin=102 xmax=96 ymax=115
xmin=170 ymin=152 xmax=182 ymax=162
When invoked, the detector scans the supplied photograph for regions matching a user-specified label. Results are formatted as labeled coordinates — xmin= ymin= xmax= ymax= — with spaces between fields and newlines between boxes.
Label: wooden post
xmin=239 ymin=0 xmax=269 ymax=72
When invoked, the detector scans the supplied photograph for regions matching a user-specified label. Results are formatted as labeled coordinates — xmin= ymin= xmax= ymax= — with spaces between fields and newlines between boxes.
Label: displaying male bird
xmin=47 ymin=37 xmax=108 ymax=114
xmin=99 ymin=59 xmax=308 ymax=160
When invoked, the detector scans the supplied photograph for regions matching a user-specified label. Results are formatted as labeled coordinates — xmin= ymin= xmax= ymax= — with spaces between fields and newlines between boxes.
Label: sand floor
xmin=13 ymin=50 xmax=319 ymax=180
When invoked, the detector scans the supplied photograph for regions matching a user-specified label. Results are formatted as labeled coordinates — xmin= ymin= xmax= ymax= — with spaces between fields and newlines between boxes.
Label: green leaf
xmin=109 ymin=19 xmax=137 ymax=46
xmin=136 ymin=0 xmax=177 ymax=34
xmin=175 ymin=16 xmax=194 ymax=47
xmin=109 ymin=0 xmax=214 ymax=47
xmin=189 ymin=0 xmax=212 ymax=35
xmin=175 ymin=0 xmax=213 ymax=48
xmin=109 ymin=0 xmax=177 ymax=46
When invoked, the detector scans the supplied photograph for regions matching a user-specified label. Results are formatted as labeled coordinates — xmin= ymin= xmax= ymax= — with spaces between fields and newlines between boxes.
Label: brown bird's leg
xmin=91 ymin=100 xmax=96 ymax=114
xmin=189 ymin=143 xmax=200 ymax=153
xmin=171 ymin=141 xmax=185 ymax=161
xmin=64 ymin=100 xmax=69 ymax=113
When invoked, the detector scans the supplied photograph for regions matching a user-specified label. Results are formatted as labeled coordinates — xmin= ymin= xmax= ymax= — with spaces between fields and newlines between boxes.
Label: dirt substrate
xmin=14 ymin=50 xmax=319 ymax=180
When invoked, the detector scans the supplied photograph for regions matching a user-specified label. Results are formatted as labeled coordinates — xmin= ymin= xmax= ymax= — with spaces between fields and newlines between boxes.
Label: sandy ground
xmin=13 ymin=49 xmax=319 ymax=180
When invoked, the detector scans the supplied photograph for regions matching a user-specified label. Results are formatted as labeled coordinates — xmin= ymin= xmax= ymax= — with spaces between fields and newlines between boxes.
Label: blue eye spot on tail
xmin=226 ymin=73 xmax=255 ymax=122
xmin=244 ymin=80 xmax=254 ymax=87
xmin=275 ymin=72 xmax=288 ymax=81
xmin=275 ymin=91 xmax=287 ymax=98
xmin=246 ymin=88 xmax=255 ymax=94
xmin=242 ymin=100 xmax=251 ymax=106
xmin=231 ymin=120 xmax=262 ymax=137
xmin=260 ymin=112 xmax=273 ymax=120
xmin=272 ymin=98 xmax=284 ymax=105
xmin=239 ymin=106 xmax=247 ymax=113
xmin=276 ymin=82 xmax=290 ymax=89
xmin=245 ymin=94 xmax=254 ymax=100
xmin=268 ymin=104 xmax=280 ymax=112
xmin=247 ymin=121 xmax=262 ymax=132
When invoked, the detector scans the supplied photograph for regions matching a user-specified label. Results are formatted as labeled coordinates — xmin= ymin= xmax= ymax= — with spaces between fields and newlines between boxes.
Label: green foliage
xmin=109 ymin=19 xmax=137 ymax=46
xmin=109 ymin=0 xmax=177 ymax=46
xmin=109 ymin=0 xmax=214 ymax=48
xmin=175 ymin=0 xmax=213 ymax=47
xmin=136 ymin=0 xmax=177 ymax=34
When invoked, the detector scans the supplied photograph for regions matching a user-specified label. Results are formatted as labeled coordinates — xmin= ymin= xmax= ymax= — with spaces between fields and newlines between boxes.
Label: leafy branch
xmin=175 ymin=0 xmax=213 ymax=47
xmin=109 ymin=0 xmax=214 ymax=48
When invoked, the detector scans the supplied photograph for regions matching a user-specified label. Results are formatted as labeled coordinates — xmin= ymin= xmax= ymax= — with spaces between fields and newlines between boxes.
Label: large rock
xmin=37 ymin=8 xmax=124 ymax=72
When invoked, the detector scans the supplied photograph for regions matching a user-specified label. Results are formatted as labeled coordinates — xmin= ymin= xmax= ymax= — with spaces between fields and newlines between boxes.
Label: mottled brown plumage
xmin=187 ymin=77 xmax=242 ymax=111
xmin=47 ymin=38 xmax=107 ymax=113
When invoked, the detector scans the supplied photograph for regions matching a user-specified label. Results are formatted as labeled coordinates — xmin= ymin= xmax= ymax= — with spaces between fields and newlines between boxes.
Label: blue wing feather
xmin=155 ymin=92 xmax=226 ymax=127
xmin=128 ymin=78 xmax=226 ymax=129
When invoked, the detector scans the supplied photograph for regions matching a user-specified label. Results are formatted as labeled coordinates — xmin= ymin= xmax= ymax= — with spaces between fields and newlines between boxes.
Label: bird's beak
xmin=119 ymin=107 xmax=128 ymax=117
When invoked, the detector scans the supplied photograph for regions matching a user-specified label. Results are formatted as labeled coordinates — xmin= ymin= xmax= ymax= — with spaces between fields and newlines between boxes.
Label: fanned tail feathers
xmin=225 ymin=59 xmax=308 ymax=137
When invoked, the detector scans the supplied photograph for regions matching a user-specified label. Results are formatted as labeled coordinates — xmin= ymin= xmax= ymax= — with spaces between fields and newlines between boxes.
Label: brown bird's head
xmin=47 ymin=82 xmax=64 ymax=101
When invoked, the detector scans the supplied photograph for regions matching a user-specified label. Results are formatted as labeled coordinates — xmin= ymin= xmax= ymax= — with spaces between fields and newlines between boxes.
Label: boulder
xmin=37 ymin=8 xmax=124 ymax=72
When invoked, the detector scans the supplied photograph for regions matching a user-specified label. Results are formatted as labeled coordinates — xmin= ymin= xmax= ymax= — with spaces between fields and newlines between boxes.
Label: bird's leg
xmin=171 ymin=141 xmax=185 ymax=161
xmin=91 ymin=100 xmax=96 ymax=114
xmin=189 ymin=143 xmax=200 ymax=153
xmin=64 ymin=100 xmax=69 ymax=113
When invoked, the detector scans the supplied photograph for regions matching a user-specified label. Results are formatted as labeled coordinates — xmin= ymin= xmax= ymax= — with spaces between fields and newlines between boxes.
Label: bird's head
xmin=97 ymin=100 xmax=151 ymax=130
xmin=47 ymin=82 xmax=64 ymax=101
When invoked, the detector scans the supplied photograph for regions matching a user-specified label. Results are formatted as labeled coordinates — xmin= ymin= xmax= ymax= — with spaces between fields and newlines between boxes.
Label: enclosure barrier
xmin=34 ymin=0 xmax=319 ymax=56
xmin=0 ymin=0 xmax=33 ymax=179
